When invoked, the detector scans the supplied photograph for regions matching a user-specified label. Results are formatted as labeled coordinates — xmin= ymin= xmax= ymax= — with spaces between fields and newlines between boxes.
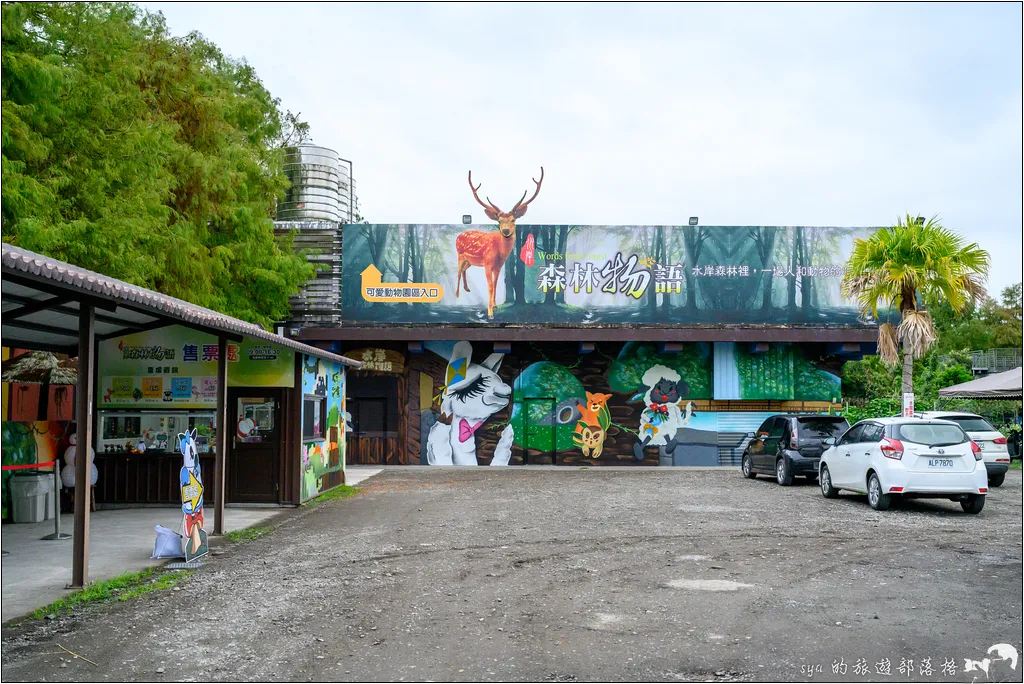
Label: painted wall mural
xmin=342 ymin=224 xmax=881 ymax=326
xmin=300 ymin=356 xmax=347 ymax=501
xmin=1 ymin=420 xmax=72 ymax=520
xmin=403 ymin=341 xmax=843 ymax=467
xmin=425 ymin=341 xmax=514 ymax=466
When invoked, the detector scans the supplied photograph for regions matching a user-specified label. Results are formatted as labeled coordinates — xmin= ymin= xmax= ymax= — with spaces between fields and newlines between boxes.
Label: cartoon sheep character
xmin=632 ymin=365 xmax=697 ymax=461
xmin=426 ymin=341 xmax=515 ymax=466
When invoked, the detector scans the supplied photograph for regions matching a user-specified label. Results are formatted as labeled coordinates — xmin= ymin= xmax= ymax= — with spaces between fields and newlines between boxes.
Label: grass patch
xmin=1009 ymin=459 xmax=1022 ymax=470
xmin=28 ymin=567 xmax=192 ymax=621
xmin=308 ymin=484 xmax=361 ymax=507
xmin=224 ymin=525 xmax=273 ymax=543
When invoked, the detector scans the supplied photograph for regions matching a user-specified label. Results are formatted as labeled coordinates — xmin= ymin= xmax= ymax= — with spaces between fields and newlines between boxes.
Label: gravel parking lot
xmin=2 ymin=467 xmax=1022 ymax=682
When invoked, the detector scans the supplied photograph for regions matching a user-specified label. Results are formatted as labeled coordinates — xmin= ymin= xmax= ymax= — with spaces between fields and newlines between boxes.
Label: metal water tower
xmin=278 ymin=145 xmax=348 ymax=222
xmin=274 ymin=144 xmax=357 ymax=327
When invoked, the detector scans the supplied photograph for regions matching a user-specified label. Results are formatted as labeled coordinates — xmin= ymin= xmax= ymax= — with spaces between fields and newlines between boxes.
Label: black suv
xmin=741 ymin=414 xmax=850 ymax=485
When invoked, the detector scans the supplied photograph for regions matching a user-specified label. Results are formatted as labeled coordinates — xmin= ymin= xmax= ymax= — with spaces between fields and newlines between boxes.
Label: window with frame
xmin=303 ymin=394 xmax=326 ymax=441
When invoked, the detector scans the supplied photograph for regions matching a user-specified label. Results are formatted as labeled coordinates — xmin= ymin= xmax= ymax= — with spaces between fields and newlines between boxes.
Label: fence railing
xmin=970 ymin=348 xmax=1023 ymax=374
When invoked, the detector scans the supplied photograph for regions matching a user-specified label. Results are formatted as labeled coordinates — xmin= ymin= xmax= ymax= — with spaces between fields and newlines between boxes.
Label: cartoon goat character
xmin=426 ymin=341 xmax=515 ymax=466
xmin=178 ymin=429 xmax=208 ymax=559
xmin=632 ymin=366 xmax=697 ymax=461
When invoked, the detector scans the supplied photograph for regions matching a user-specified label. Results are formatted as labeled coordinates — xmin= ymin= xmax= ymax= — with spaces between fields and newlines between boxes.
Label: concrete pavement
xmin=0 ymin=507 xmax=278 ymax=622
xmin=1 ymin=468 xmax=1020 ymax=682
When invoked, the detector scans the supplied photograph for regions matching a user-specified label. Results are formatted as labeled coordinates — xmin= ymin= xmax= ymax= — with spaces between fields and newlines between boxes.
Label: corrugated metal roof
xmin=1 ymin=242 xmax=360 ymax=368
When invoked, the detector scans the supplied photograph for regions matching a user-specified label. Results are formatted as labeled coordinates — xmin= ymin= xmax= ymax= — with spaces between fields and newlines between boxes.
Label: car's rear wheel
xmin=741 ymin=454 xmax=756 ymax=479
xmin=819 ymin=465 xmax=839 ymax=498
xmin=961 ymin=494 xmax=985 ymax=514
xmin=989 ymin=473 xmax=1005 ymax=488
xmin=867 ymin=473 xmax=890 ymax=511
xmin=776 ymin=457 xmax=794 ymax=486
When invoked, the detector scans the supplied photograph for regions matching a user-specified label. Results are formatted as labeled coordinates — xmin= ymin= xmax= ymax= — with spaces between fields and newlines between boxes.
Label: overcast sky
xmin=146 ymin=2 xmax=1023 ymax=296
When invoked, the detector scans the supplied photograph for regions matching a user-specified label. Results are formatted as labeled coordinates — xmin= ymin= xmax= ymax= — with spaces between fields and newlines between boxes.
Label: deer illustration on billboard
xmin=457 ymin=167 xmax=544 ymax=318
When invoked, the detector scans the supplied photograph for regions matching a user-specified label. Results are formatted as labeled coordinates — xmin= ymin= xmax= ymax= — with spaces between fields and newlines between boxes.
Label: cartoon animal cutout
xmin=426 ymin=341 xmax=515 ymax=466
xmin=632 ymin=366 xmax=697 ymax=461
xmin=573 ymin=391 xmax=612 ymax=459
xmin=178 ymin=429 xmax=208 ymax=561
xmin=457 ymin=168 xmax=544 ymax=318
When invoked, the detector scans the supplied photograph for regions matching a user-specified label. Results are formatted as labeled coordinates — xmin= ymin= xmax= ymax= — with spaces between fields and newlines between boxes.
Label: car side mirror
xmin=745 ymin=431 xmax=755 ymax=439
xmin=824 ymin=437 xmax=836 ymax=446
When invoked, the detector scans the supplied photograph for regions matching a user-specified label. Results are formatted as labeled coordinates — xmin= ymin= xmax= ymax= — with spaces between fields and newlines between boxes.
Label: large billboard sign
xmin=341 ymin=224 xmax=878 ymax=327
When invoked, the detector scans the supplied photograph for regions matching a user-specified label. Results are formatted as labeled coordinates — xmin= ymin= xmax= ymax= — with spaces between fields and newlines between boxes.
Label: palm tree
xmin=842 ymin=215 xmax=990 ymax=395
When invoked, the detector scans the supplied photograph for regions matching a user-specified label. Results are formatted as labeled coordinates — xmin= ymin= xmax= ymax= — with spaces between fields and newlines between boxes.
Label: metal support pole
xmin=71 ymin=303 xmax=95 ymax=587
xmin=213 ymin=335 xmax=228 ymax=535
xmin=41 ymin=465 xmax=70 ymax=541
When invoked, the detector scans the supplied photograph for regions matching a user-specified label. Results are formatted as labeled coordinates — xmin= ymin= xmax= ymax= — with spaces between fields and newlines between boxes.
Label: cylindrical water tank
xmin=278 ymin=145 xmax=344 ymax=222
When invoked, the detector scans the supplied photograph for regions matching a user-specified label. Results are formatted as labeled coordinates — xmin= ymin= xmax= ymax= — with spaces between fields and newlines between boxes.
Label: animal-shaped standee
xmin=573 ymin=392 xmax=612 ymax=459
xmin=632 ymin=366 xmax=697 ymax=461
xmin=457 ymin=168 xmax=544 ymax=318
xmin=178 ymin=429 xmax=208 ymax=559
xmin=426 ymin=341 xmax=515 ymax=466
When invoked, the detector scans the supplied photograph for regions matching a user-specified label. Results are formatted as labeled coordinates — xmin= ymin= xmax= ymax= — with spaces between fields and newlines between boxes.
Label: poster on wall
xmin=97 ymin=326 xmax=295 ymax=409
xmin=342 ymin=224 xmax=880 ymax=326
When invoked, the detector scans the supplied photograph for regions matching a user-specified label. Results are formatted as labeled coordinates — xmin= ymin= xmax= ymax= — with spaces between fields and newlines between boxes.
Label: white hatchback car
xmin=819 ymin=417 xmax=988 ymax=513
xmin=913 ymin=412 xmax=1010 ymax=487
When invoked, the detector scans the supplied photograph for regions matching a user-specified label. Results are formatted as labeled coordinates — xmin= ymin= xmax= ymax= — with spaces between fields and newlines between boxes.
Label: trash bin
xmin=10 ymin=473 xmax=53 ymax=523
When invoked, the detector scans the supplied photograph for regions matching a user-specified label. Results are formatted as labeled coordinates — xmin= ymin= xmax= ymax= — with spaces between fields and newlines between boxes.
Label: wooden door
xmin=228 ymin=388 xmax=282 ymax=503
xmin=346 ymin=397 xmax=397 ymax=465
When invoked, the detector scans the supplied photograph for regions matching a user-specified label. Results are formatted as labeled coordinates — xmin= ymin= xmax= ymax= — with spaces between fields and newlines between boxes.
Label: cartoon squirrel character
xmin=573 ymin=392 xmax=612 ymax=459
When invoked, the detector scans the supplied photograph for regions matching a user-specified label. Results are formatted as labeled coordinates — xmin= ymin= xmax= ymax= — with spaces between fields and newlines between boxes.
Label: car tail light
xmin=790 ymin=436 xmax=798 ymax=449
xmin=996 ymin=458 xmax=1010 ymax=463
xmin=979 ymin=488 xmax=987 ymax=494
xmin=971 ymin=441 xmax=983 ymax=460
xmin=993 ymin=437 xmax=1007 ymax=445
xmin=889 ymin=486 xmax=904 ymax=493
xmin=880 ymin=438 xmax=904 ymax=460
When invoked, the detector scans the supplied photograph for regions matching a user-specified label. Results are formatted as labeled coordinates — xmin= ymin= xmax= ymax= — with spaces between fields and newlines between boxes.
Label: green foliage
xmin=225 ymin=525 xmax=272 ymax=543
xmin=842 ymin=215 xmax=991 ymax=393
xmin=308 ymin=484 xmax=361 ymax=506
xmin=1 ymin=2 xmax=314 ymax=327
xmin=27 ymin=567 xmax=191 ymax=621
xmin=843 ymin=345 xmax=975 ymax=404
xmin=839 ymin=356 xmax=898 ymax=400
xmin=607 ymin=342 xmax=712 ymax=398
xmin=843 ymin=215 xmax=990 ymax=318
xmin=841 ymin=397 xmax=901 ymax=424
xmin=927 ymin=283 xmax=1023 ymax=353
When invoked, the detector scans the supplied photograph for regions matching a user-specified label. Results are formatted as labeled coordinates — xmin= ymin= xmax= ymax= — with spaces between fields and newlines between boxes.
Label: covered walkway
xmin=1 ymin=243 xmax=358 ymax=590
